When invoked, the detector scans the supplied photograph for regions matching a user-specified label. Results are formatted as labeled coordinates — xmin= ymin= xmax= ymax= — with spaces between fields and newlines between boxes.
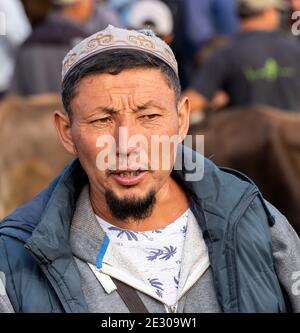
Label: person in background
xmin=289 ymin=0 xmax=300 ymax=35
xmin=184 ymin=0 xmax=238 ymax=49
xmin=160 ymin=0 xmax=181 ymax=23
xmin=84 ymin=0 xmax=120 ymax=34
xmin=173 ymin=0 xmax=239 ymax=89
xmin=10 ymin=0 xmax=95 ymax=96
xmin=126 ymin=0 xmax=174 ymax=44
xmin=22 ymin=0 xmax=95 ymax=48
xmin=185 ymin=0 xmax=300 ymax=115
xmin=188 ymin=37 xmax=232 ymax=124
xmin=20 ymin=0 xmax=52 ymax=27
xmin=0 ymin=0 xmax=31 ymax=99
xmin=107 ymin=0 xmax=137 ymax=27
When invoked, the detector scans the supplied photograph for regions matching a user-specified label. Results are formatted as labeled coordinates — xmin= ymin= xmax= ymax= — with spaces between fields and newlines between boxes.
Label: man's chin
xmin=109 ymin=192 xmax=151 ymax=207
xmin=110 ymin=185 xmax=148 ymax=200
xmin=105 ymin=188 xmax=156 ymax=222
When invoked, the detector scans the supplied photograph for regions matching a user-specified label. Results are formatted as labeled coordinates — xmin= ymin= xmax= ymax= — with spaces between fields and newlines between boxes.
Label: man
xmin=174 ymin=0 xmax=238 ymax=90
xmin=185 ymin=0 xmax=300 ymax=114
xmin=20 ymin=0 xmax=95 ymax=51
xmin=10 ymin=0 xmax=95 ymax=95
xmin=0 ymin=25 xmax=300 ymax=313
xmin=0 ymin=0 xmax=31 ymax=98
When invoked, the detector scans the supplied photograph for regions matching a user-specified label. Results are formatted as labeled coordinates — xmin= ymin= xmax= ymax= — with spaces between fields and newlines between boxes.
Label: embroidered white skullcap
xmin=62 ymin=25 xmax=178 ymax=81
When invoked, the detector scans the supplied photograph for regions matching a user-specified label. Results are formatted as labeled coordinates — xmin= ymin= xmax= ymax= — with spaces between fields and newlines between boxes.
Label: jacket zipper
xmin=166 ymin=304 xmax=178 ymax=313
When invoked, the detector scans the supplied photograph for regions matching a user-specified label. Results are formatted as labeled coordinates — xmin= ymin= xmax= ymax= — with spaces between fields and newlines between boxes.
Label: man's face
xmin=78 ymin=0 xmax=95 ymax=22
xmin=263 ymin=8 xmax=281 ymax=30
xmin=56 ymin=68 xmax=189 ymax=218
xmin=291 ymin=0 xmax=300 ymax=11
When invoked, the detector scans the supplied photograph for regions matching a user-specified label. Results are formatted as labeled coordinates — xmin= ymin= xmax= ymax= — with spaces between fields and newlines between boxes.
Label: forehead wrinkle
xmin=107 ymin=91 xmax=153 ymax=113
xmin=82 ymin=72 xmax=173 ymax=114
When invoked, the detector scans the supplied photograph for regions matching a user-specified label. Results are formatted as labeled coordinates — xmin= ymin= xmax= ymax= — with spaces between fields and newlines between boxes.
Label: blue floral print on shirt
xmin=108 ymin=226 xmax=139 ymax=241
xmin=96 ymin=209 xmax=190 ymax=306
xmin=148 ymin=278 xmax=164 ymax=298
xmin=146 ymin=246 xmax=177 ymax=261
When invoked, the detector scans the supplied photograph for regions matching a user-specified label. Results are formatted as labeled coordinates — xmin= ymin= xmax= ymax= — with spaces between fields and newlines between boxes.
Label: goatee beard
xmin=105 ymin=189 xmax=156 ymax=222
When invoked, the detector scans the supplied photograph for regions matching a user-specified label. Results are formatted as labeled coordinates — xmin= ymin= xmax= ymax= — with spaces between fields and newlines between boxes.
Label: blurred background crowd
xmin=1 ymin=0 xmax=300 ymax=236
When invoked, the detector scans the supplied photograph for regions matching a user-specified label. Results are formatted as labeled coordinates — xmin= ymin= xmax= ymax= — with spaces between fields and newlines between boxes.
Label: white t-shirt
xmin=96 ymin=209 xmax=189 ymax=306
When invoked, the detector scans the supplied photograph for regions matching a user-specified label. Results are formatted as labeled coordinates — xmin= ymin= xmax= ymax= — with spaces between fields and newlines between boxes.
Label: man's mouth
xmin=112 ymin=171 xmax=141 ymax=177
xmin=110 ymin=170 xmax=147 ymax=186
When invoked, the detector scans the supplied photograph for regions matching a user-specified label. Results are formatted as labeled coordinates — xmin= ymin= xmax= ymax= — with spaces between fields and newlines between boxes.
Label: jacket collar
xmin=24 ymin=145 xmax=257 ymax=263
xmin=3 ymin=145 xmax=260 ymax=313
xmin=70 ymin=184 xmax=104 ymax=265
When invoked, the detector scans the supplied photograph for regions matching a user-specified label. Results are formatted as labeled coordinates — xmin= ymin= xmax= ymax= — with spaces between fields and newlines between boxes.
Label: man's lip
xmin=109 ymin=169 xmax=147 ymax=174
xmin=111 ymin=170 xmax=147 ymax=186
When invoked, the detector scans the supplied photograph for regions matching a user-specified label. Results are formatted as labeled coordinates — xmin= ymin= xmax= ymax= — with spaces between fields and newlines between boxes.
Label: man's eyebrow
xmin=132 ymin=101 xmax=164 ymax=112
xmin=96 ymin=106 xmax=119 ymax=114
xmin=93 ymin=101 xmax=165 ymax=114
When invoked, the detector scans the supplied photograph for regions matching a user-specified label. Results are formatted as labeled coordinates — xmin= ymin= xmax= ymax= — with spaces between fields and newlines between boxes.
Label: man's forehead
xmin=72 ymin=80 xmax=173 ymax=114
xmin=77 ymin=70 xmax=173 ymax=96
xmin=88 ymin=91 xmax=170 ymax=110
xmin=71 ymin=68 xmax=176 ymax=114
xmin=82 ymin=67 xmax=165 ymax=84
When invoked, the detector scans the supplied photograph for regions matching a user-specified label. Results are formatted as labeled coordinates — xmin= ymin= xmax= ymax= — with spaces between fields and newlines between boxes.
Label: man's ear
xmin=177 ymin=96 xmax=190 ymax=144
xmin=53 ymin=110 xmax=77 ymax=156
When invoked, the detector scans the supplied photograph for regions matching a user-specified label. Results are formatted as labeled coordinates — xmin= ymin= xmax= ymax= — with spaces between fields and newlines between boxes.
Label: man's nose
xmin=114 ymin=117 xmax=139 ymax=157
xmin=116 ymin=127 xmax=137 ymax=157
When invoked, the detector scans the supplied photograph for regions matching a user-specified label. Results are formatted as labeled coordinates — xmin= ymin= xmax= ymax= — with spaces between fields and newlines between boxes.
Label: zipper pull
xmin=168 ymin=304 xmax=177 ymax=313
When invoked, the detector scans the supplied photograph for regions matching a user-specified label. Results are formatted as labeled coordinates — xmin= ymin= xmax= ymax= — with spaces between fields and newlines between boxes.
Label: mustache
xmin=106 ymin=160 xmax=150 ymax=174
xmin=105 ymin=149 xmax=149 ymax=173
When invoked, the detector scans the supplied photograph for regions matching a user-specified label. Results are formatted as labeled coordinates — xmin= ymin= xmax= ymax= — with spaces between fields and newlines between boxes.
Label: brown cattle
xmin=0 ymin=94 xmax=72 ymax=219
xmin=189 ymin=106 xmax=300 ymax=236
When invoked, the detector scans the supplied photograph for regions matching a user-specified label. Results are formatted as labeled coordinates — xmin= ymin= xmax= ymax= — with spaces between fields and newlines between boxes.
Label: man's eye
xmin=91 ymin=117 xmax=111 ymax=124
xmin=140 ymin=114 xmax=161 ymax=120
